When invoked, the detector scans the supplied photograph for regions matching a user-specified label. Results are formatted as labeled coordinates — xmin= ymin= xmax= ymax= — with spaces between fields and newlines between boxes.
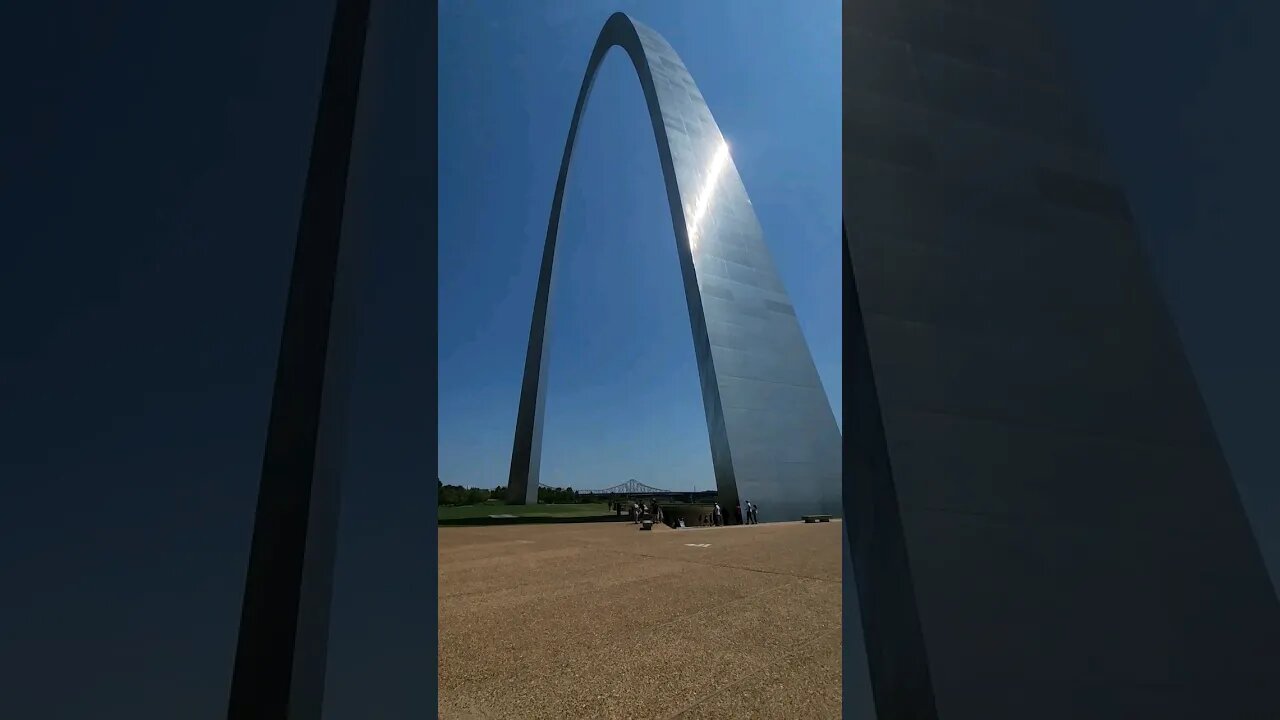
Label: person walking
xmin=713 ymin=503 xmax=722 ymax=527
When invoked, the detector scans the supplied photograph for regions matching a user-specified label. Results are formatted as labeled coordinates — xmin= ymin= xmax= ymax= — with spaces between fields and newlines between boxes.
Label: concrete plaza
xmin=438 ymin=519 xmax=842 ymax=718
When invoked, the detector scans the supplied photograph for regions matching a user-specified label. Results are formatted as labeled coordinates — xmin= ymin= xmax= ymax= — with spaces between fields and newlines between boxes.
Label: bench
xmin=802 ymin=514 xmax=832 ymax=523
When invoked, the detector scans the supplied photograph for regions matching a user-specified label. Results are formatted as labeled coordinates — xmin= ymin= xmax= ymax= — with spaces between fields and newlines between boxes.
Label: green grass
xmin=437 ymin=502 xmax=613 ymax=521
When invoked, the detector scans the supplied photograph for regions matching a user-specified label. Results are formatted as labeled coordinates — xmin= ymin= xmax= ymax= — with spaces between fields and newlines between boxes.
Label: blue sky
xmin=438 ymin=0 xmax=842 ymax=492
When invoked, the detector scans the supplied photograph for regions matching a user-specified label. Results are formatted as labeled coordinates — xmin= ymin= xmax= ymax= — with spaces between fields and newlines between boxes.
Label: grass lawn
xmin=437 ymin=502 xmax=613 ymax=521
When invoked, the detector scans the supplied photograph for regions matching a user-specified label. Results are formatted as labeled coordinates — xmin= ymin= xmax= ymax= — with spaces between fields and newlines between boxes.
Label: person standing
xmin=713 ymin=503 xmax=722 ymax=526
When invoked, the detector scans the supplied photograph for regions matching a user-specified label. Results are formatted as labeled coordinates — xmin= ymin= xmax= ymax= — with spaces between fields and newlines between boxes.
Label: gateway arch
xmin=505 ymin=13 xmax=841 ymax=522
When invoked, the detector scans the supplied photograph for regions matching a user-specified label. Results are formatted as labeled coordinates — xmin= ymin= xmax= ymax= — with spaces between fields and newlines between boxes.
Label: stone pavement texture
xmin=438 ymin=520 xmax=843 ymax=719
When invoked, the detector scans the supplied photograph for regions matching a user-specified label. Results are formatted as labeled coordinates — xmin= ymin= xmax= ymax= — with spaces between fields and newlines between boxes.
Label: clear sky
xmin=438 ymin=0 xmax=843 ymax=493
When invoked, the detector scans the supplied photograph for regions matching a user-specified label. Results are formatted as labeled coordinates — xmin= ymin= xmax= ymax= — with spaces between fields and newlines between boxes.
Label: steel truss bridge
xmin=580 ymin=479 xmax=686 ymax=496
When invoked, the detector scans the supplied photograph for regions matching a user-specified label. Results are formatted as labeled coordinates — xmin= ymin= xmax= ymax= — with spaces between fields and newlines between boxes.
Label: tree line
xmin=437 ymin=479 xmax=588 ymax=506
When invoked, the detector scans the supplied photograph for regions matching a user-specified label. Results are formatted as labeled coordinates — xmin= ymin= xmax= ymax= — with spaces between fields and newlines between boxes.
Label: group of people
xmin=700 ymin=500 xmax=760 ymax=526
xmin=629 ymin=501 xmax=662 ymax=525
xmin=616 ymin=498 xmax=762 ymax=528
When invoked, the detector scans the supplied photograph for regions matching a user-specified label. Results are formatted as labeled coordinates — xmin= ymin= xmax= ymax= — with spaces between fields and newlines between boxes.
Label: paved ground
xmin=438 ymin=520 xmax=843 ymax=719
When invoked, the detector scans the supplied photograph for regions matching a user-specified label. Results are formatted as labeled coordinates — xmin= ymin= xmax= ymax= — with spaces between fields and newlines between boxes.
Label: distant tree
xmin=439 ymin=483 xmax=468 ymax=506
